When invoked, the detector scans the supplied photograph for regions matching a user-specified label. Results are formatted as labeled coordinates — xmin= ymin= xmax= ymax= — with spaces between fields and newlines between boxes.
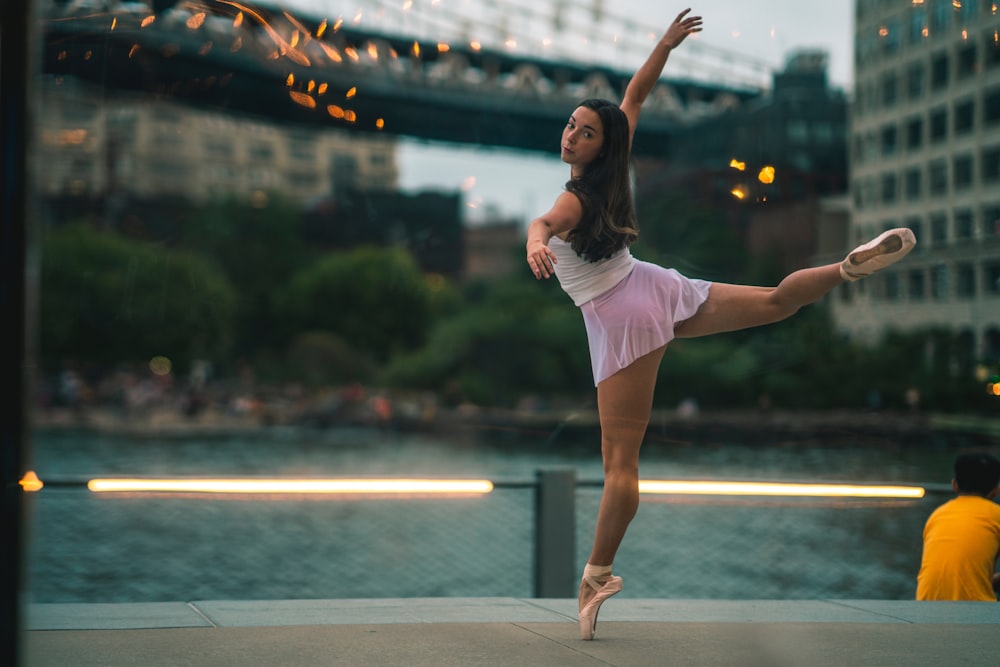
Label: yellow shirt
xmin=916 ymin=495 xmax=1000 ymax=601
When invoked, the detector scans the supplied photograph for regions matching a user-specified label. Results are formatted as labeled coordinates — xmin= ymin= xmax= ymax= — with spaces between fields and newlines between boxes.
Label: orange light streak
xmin=327 ymin=105 xmax=345 ymax=119
xmin=187 ymin=12 xmax=206 ymax=30
xmin=289 ymin=91 xmax=316 ymax=108
xmin=140 ymin=15 xmax=155 ymax=28
xmin=317 ymin=19 xmax=328 ymax=38
xmin=639 ymin=480 xmax=924 ymax=499
xmin=87 ymin=478 xmax=494 ymax=495
xmin=318 ymin=42 xmax=343 ymax=63
xmin=346 ymin=86 xmax=357 ymax=98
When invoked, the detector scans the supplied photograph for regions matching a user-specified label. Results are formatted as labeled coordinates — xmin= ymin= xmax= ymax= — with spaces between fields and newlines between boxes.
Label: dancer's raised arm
xmin=620 ymin=9 xmax=703 ymax=142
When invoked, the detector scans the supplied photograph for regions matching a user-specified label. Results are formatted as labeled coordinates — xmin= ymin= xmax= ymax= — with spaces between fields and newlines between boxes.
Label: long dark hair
xmin=565 ymin=98 xmax=639 ymax=262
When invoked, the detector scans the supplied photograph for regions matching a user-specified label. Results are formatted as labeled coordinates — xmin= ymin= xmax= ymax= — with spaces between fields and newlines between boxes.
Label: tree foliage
xmin=39 ymin=223 xmax=238 ymax=369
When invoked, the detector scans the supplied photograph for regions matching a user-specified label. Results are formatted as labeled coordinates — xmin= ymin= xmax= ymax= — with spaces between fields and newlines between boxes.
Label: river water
xmin=23 ymin=423 xmax=999 ymax=603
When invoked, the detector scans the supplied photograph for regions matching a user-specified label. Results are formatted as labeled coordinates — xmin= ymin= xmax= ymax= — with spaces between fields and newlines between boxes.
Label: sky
xmin=276 ymin=1 xmax=856 ymax=222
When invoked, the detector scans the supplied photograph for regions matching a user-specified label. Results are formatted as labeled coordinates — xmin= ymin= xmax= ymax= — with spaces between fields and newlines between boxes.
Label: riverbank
xmin=30 ymin=404 xmax=999 ymax=447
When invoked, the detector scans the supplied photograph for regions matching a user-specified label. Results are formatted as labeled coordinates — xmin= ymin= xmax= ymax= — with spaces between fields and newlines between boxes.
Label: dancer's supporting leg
xmin=579 ymin=345 xmax=665 ymax=639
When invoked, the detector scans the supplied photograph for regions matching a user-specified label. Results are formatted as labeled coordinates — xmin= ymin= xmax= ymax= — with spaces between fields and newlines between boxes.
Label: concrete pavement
xmin=22 ymin=597 xmax=1000 ymax=666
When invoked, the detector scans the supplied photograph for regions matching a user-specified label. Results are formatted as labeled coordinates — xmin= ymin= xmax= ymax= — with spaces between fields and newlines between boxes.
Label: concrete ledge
xmin=26 ymin=598 xmax=1000 ymax=631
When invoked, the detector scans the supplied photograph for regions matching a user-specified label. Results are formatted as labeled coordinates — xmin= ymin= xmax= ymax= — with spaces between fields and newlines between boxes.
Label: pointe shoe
xmin=578 ymin=574 xmax=622 ymax=640
xmin=840 ymin=228 xmax=916 ymax=281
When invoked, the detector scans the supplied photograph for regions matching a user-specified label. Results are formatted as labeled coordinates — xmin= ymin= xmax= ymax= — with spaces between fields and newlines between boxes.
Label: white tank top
xmin=549 ymin=235 xmax=635 ymax=306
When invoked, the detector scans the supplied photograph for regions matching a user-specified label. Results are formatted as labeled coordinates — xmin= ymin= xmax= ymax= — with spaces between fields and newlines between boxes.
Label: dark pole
xmin=1 ymin=0 xmax=35 ymax=663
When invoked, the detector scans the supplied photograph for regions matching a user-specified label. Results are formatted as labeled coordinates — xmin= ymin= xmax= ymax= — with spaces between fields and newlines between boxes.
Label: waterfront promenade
xmin=24 ymin=597 xmax=1000 ymax=666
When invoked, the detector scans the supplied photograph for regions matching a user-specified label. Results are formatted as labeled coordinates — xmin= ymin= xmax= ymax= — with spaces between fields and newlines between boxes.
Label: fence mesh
xmin=26 ymin=483 xmax=941 ymax=603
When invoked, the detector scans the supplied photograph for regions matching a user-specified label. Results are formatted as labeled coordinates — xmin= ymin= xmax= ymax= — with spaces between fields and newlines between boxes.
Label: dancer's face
xmin=561 ymin=106 xmax=604 ymax=170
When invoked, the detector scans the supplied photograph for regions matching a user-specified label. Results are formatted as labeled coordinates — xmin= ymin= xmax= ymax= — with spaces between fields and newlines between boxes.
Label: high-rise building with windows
xmin=835 ymin=0 xmax=1000 ymax=361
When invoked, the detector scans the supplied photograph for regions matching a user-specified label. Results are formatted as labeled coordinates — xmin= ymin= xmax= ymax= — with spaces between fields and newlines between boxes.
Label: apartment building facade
xmin=37 ymin=76 xmax=399 ymax=205
xmin=836 ymin=0 xmax=1000 ymax=362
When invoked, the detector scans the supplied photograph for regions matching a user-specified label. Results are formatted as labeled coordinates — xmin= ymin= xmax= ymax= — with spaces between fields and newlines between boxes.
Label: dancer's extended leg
xmin=676 ymin=227 xmax=915 ymax=338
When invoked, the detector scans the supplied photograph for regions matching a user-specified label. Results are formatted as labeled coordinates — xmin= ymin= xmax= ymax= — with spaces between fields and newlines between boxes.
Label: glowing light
xmin=187 ymin=13 xmax=206 ymax=30
xmin=729 ymin=159 xmax=746 ymax=171
xmin=731 ymin=187 xmax=746 ymax=200
xmin=286 ymin=73 xmax=295 ymax=86
xmin=470 ymin=41 xmax=482 ymax=51
xmin=367 ymin=42 xmax=379 ymax=60
xmin=344 ymin=110 xmax=357 ymax=123
xmin=346 ymin=86 xmax=357 ymax=98
xmin=318 ymin=83 xmax=328 ymax=95
xmin=316 ymin=19 xmax=327 ymax=38
xmin=437 ymin=43 xmax=450 ymax=52
xmin=149 ymin=356 xmax=172 ymax=376
xmin=345 ymin=47 xmax=359 ymax=62
xmin=989 ymin=382 xmax=1000 ymax=396
xmin=412 ymin=41 xmax=420 ymax=57
xmin=878 ymin=27 xmax=889 ymax=38
xmin=961 ymin=30 xmax=968 ymax=40
xmin=307 ymin=80 xmax=316 ymax=93
xmin=505 ymin=38 xmax=517 ymax=49
xmin=289 ymin=91 xmax=316 ymax=108
xmin=327 ymin=105 xmax=345 ymax=119
xmin=87 ymin=478 xmax=494 ymax=495
xmin=375 ymin=118 xmax=385 ymax=129
xmin=19 ymin=471 xmax=43 ymax=493
xmin=128 ymin=44 xmax=139 ymax=58
xmin=318 ymin=42 xmax=343 ymax=62
xmin=639 ymin=480 xmax=925 ymax=499
xmin=234 ymin=12 xmax=244 ymax=28
xmin=140 ymin=15 xmax=155 ymax=28
xmin=111 ymin=17 xmax=117 ymax=31
xmin=758 ymin=166 xmax=775 ymax=184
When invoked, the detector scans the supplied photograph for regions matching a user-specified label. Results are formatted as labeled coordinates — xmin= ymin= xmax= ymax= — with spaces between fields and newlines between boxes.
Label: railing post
xmin=534 ymin=468 xmax=576 ymax=598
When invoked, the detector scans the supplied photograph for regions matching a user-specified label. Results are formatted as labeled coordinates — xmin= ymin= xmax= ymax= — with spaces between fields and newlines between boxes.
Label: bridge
xmin=42 ymin=1 xmax=767 ymax=157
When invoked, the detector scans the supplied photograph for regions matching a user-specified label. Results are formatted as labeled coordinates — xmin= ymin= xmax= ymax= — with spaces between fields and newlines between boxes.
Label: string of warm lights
xmin=19 ymin=471 xmax=925 ymax=499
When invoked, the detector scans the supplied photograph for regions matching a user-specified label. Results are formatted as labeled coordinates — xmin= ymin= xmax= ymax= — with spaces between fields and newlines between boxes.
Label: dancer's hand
xmin=663 ymin=8 xmax=703 ymax=49
xmin=527 ymin=239 xmax=556 ymax=280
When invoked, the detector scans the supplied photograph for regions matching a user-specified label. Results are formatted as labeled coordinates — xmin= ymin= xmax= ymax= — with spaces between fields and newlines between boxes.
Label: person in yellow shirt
xmin=916 ymin=452 xmax=1000 ymax=601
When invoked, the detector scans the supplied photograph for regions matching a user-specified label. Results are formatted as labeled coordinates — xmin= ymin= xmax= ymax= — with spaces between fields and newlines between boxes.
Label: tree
xmin=39 ymin=224 xmax=238 ymax=369
xmin=281 ymin=246 xmax=437 ymax=364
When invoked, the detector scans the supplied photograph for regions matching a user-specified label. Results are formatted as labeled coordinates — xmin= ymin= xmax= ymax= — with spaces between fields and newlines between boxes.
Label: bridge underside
xmin=42 ymin=13 xmax=756 ymax=158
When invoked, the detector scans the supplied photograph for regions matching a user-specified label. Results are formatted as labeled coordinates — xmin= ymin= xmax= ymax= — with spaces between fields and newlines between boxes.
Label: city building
xmin=36 ymin=75 xmax=399 ymax=207
xmin=836 ymin=0 xmax=1000 ymax=361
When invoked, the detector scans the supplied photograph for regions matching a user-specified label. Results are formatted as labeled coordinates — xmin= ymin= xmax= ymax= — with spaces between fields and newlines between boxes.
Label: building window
xmin=905 ymin=216 xmax=923 ymax=245
xmin=905 ymin=116 xmax=923 ymax=149
xmin=906 ymin=61 xmax=925 ymax=99
xmin=930 ymin=213 xmax=948 ymax=244
xmin=956 ymin=264 xmax=975 ymax=298
xmin=985 ymin=86 xmax=1000 ymax=126
xmin=983 ymin=146 xmax=1000 ymax=183
xmin=884 ymin=273 xmax=901 ymax=301
xmin=929 ymin=107 xmax=948 ymax=142
xmin=904 ymin=167 xmax=922 ymax=199
xmin=953 ymin=99 xmax=974 ymax=135
xmin=909 ymin=269 xmax=926 ymax=299
xmin=953 ymin=155 xmax=973 ymax=191
xmin=985 ymin=262 xmax=1000 ymax=295
xmin=881 ymin=72 xmax=898 ymax=107
xmin=930 ymin=52 xmax=949 ymax=90
xmin=909 ymin=8 xmax=928 ymax=44
xmin=957 ymin=44 xmax=978 ymax=79
xmin=931 ymin=265 xmax=949 ymax=300
xmin=931 ymin=1 xmax=952 ymax=34
xmin=881 ymin=172 xmax=898 ymax=203
xmin=928 ymin=160 xmax=948 ymax=195
xmin=880 ymin=124 xmax=898 ymax=155
xmin=983 ymin=204 xmax=1000 ymax=238
xmin=988 ymin=29 xmax=1000 ymax=70
xmin=954 ymin=210 xmax=974 ymax=240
